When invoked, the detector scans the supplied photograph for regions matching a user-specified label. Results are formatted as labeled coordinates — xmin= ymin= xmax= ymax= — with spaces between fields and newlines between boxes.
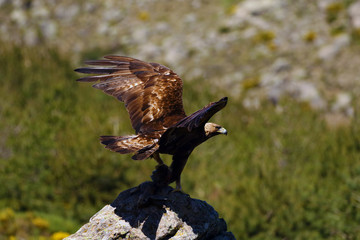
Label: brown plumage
xmin=75 ymin=55 xmax=227 ymax=190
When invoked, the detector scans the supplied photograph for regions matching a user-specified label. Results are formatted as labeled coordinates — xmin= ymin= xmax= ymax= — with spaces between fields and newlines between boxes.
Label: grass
xmin=0 ymin=43 xmax=359 ymax=239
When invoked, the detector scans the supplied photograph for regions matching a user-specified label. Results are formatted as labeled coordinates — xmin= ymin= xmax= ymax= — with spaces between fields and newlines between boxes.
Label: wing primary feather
xmin=84 ymin=60 xmax=129 ymax=66
xmin=74 ymin=67 xmax=123 ymax=74
xmin=76 ymin=74 xmax=115 ymax=82
xmin=104 ymin=55 xmax=141 ymax=62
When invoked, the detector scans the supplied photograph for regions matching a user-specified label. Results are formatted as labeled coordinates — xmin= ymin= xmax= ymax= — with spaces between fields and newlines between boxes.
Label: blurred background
xmin=1 ymin=0 xmax=360 ymax=239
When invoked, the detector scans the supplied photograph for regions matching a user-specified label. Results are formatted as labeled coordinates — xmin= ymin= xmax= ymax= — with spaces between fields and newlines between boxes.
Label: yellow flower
xmin=138 ymin=11 xmax=150 ymax=21
xmin=253 ymin=31 xmax=275 ymax=43
xmin=242 ymin=77 xmax=260 ymax=90
xmin=226 ymin=5 xmax=237 ymax=15
xmin=31 ymin=217 xmax=49 ymax=230
xmin=0 ymin=208 xmax=15 ymax=221
xmin=51 ymin=232 xmax=70 ymax=240
xmin=303 ymin=31 xmax=317 ymax=43
xmin=50 ymin=232 xmax=70 ymax=240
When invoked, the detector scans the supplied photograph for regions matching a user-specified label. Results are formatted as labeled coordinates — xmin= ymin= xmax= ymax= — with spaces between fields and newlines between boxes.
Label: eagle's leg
xmin=175 ymin=177 xmax=182 ymax=192
xmin=153 ymin=152 xmax=164 ymax=167
xmin=172 ymin=177 xmax=188 ymax=195
xmin=170 ymin=152 xmax=191 ymax=193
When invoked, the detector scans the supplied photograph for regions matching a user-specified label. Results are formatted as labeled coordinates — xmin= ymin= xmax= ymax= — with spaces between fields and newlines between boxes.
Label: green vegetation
xmin=1 ymin=43 xmax=360 ymax=239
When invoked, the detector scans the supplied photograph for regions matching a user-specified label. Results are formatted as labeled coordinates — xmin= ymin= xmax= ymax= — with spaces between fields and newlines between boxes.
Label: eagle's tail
xmin=100 ymin=135 xmax=158 ymax=160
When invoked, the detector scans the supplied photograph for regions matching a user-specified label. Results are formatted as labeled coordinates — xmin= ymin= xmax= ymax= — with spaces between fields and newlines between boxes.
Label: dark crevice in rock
xmin=157 ymin=225 xmax=181 ymax=240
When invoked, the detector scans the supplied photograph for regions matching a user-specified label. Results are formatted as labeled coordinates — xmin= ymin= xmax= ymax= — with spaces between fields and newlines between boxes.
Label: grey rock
xmin=65 ymin=181 xmax=235 ymax=240
xmin=332 ymin=92 xmax=351 ymax=112
xmin=10 ymin=9 xmax=27 ymax=27
xmin=287 ymin=81 xmax=326 ymax=110
xmin=349 ymin=1 xmax=360 ymax=29
xmin=318 ymin=34 xmax=350 ymax=61
xmin=227 ymin=0 xmax=284 ymax=28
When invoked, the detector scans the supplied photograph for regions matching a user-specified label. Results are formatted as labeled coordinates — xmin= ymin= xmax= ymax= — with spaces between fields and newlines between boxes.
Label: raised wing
xmin=75 ymin=56 xmax=186 ymax=133
xmin=174 ymin=97 xmax=227 ymax=131
xmin=160 ymin=97 xmax=227 ymax=146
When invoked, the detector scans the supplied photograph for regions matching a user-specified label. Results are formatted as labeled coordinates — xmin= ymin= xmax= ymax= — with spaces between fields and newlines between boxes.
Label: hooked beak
xmin=217 ymin=127 xmax=227 ymax=135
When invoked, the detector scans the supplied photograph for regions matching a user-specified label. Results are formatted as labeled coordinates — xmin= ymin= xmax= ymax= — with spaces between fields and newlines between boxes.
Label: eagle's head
xmin=204 ymin=122 xmax=227 ymax=138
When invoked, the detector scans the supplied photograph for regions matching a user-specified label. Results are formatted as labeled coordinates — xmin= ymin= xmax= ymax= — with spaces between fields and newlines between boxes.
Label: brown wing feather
xmin=75 ymin=56 xmax=186 ymax=133
xmin=100 ymin=135 xmax=159 ymax=160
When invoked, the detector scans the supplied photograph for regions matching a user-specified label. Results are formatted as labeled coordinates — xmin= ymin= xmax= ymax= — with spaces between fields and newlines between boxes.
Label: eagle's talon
xmin=172 ymin=188 xmax=183 ymax=193
xmin=171 ymin=179 xmax=188 ymax=195
xmin=171 ymin=188 xmax=189 ymax=196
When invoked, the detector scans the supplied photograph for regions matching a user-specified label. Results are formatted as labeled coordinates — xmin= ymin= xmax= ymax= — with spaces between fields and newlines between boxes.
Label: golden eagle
xmin=75 ymin=56 xmax=227 ymax=191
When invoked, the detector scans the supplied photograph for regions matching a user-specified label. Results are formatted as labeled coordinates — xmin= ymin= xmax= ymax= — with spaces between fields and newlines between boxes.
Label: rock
xmin=10 ymin=9 xmax=27 ymax=27
xmin=227 ymin=0 xmax=284 ymax=28
xmin=239 ymin=0 xmax=283 ymax=16
xmin=331 ymin=92 xmax=354 ymax=117
xmin=317 ymin=34 xmax=350 ymax=61
xmin=348 ymin=1 xmax=360 ymax=29
xmin=242 ymin=97 xmax=260 ymax=110
xmin=332 ymin=92 xmax=351 ymax=112
xmin=287 ymin=81 xmax=326 ymax=110
xmin=65 ymin=181 xmax=235 ymax=240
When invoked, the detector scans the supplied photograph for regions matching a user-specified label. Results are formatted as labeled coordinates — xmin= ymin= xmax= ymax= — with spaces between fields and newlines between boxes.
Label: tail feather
xmin=132 ymin=143 xmax=158 ymax=160
xmin=99 ymin=135 xmax=158 ymax=160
